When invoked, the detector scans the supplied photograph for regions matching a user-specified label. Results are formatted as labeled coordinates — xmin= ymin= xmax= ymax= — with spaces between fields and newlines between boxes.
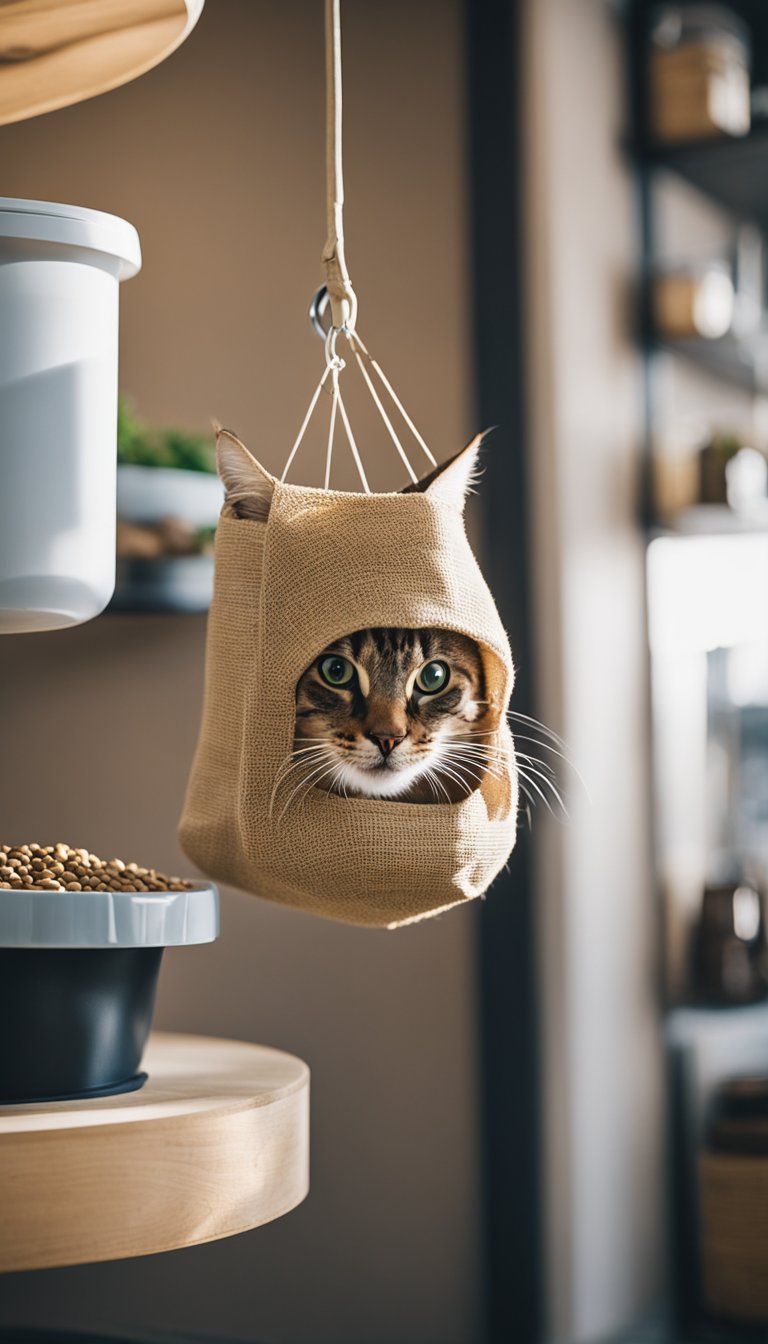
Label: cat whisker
xmin=270 ymin=760 xmax=322 ymax=817
xmin=515 ymin=750 xmax=558 ymax=780
xmin=506 ymin=710 xmax=580 ymax=767
xmin=277 ymin=742 xmax=334 ymax=767
xmin=515 ymin=756 xmax=569 ymax=816
xmin=270 ymin=745 xmax=336 ymax=811
xmin=432 ymin=761 xmax=475 ymax=798
xmin=516 ymin=782 xmax=535 ymax=828
xmin=430 ymin=768 xmax=465 ymax=795
xmin=332 ymin=758 xmax=354 ymax=800
xmin=275 ymin=754 xmax=337 ymax=821
xmin=320 ymin=762 xmax=349 ymax=802
xmin=445 ymin=735 xmax=503 ymax=751
xmin=440 ymin=754 xmax=505 ymax=786
xmin=516 ymin=771 xmax=555 ymax=818
xmin=461 ymin=721 xmax=589 ymax=805
xmin=271 ymin=763 xmax=325 ymax=819
xmin=508 ymin=731 xmax=591 ymax=802
xmin=444 ymin=736 xmax=509 ymax=763
xmin=443 ymin=742 xmax=506 ymax=765
xmin=285 ymin=760 xmax=344 ymax=817
xmin=439 ymin=745 xmax=506 ymax=781
xmin=455 ymin=735 xmax=506 ymax=750
xmin=422 ymin=766 xmax=452 ymax=804
xmin=275 ymin=747 xmax=333 ymax=780
xmin=453 ymin=759 xmax=498 ymax=787
xmin=516 ymin=765 xmax=568 ymax=821
xmin=470 ymin=706 xmax=570 ymax=757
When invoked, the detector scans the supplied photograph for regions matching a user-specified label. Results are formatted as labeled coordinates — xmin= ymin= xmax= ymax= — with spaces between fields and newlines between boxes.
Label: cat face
xmin=217 ymin=429 xmax=492 ymax=802
xmin=293 ymin=627 xmax=487 ymax=800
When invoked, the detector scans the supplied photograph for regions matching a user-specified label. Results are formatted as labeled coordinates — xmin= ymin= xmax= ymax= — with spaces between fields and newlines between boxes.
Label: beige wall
xmin=0 ymin=5 xmax=484 ymax=1342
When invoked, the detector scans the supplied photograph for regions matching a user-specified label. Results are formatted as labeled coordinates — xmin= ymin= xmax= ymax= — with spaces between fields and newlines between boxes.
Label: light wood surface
xmin=0 ymin=1032 xmax=310 ymax=1273
xmin=0 ymin=0 xmax=204 ymax=127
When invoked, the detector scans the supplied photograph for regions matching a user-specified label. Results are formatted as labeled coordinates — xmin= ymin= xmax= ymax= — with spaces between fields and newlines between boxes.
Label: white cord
xmin=281 ymin=364 xmax=334 ymax=484
xmin=279 ymin=0 xmax=437 ymax=492
xmin=351 ymin=330 xmax=437 ymax=468
xmin=324 ymin=366 xmax=340 ymax=491
xmin=336 ymin=383 xmax=370 ymax=492
xmin=349 ymin=339 xmax=419 ymax=484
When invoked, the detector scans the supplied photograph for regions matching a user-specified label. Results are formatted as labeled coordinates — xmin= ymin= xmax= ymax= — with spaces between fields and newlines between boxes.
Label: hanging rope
xmin=280 ymin=0 xmax=436 ymax=491
xmin=322 ymin=0 xmax=357 ymax=331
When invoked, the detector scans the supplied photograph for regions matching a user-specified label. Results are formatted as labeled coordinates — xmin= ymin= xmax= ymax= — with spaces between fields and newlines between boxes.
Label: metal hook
xmin=324 ymin=324 xmax=347 ymax=373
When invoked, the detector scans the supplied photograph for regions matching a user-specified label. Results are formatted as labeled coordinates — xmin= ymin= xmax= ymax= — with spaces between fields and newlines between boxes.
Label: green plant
xmin=705 ymin=431 xmax=745 ymax=463
xmin=117 ymin=398 xmax=216 ymax=474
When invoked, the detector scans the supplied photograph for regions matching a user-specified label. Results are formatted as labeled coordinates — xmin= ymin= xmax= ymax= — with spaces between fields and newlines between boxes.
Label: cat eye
xmin=415 ymin=660 xmax=450 ymax=694
xmin=319 ymin=655 xmax=355 ymax=687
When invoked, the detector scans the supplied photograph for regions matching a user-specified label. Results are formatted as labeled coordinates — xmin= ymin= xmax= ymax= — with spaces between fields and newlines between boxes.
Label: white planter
xmin=117 ymin=464 xmax=224 ymax=527
xmin=0 ymin=198 xmax=141 ymax=633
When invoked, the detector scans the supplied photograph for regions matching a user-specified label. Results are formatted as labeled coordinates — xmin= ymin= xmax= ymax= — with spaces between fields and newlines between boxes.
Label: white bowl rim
xmin=0 ymin=881 xmax=219 ymax=949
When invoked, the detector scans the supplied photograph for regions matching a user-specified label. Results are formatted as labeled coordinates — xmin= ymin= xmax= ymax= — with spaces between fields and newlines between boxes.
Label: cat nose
xmin=368 ymin=732 xmax=406 ymax=758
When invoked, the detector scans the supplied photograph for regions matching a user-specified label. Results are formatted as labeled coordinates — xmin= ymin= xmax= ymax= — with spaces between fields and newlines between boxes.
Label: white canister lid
xmin=0 ymin=882 xmax=219 ymax=948
xmin=0 ymin=197 xmax=141 ymax=279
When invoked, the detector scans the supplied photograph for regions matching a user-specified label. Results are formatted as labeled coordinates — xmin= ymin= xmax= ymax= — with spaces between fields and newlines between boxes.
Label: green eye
xmin=320 ymin=655 xmax=355 ymax=687
xmin=416 ymin=660 xmax=449 ymax=694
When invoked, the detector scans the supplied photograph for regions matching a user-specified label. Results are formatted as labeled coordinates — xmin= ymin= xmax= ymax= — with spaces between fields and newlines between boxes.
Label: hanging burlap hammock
xmin=179 ymin=0 xmax=518 ymax=928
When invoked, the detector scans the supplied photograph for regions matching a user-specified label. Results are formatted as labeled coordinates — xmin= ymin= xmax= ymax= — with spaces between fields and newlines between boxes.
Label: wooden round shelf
xmin=0 ymin=1 xmax=205 ymax=128
xmin=0 ymin=1032 xmax=310 ymax=1273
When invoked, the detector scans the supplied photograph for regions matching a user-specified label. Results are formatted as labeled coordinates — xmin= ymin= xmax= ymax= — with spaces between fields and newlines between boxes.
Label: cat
xmin=217 ymin=430 xmax=497 ymax=804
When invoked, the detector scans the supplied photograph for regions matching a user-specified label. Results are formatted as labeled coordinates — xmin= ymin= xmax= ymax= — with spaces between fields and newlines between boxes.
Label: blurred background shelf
xmin=590 ymin=1325 xmax=765 ymax=1344
xmin=108 ymin=555 xmax=215 ymax=614
xmin=652 ymin=504 xmax=768 ymax=536
xmin=653 ymin=332 xmax=768 ymax=396
xmin=645 ymin=123 xmax=768 ymax=228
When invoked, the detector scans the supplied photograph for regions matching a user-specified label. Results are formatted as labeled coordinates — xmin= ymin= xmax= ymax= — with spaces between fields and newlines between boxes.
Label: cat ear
xmin=403 ymin=433 xmax=485 ymax=511
xmin=217 ymin=429 xmax=276 ymax=522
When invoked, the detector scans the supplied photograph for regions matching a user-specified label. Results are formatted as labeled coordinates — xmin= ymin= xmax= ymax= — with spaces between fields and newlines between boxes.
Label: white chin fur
xmin=332 ymin=758 xmax=428 ymax=799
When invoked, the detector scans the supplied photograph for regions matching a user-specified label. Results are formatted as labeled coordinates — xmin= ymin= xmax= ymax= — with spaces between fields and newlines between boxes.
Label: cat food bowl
xmin=0 ymin=881 xmax=218 ymax=1103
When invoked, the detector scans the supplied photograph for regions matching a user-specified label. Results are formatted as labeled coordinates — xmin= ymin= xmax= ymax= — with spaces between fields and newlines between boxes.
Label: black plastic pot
xmin=0 ymin=883 xmax=219 ymax=1104
xmin=0 ymin=947 xmax=163 ymax=1103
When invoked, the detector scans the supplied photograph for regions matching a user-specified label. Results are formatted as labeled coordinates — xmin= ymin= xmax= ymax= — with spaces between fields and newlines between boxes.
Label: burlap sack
xmin=179 ymin=469 xmax=518 ymax=927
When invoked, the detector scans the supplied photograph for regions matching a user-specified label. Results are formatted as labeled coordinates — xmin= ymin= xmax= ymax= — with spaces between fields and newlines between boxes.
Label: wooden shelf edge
xmin=0 ymin=1033 xmax=311 ymax=1273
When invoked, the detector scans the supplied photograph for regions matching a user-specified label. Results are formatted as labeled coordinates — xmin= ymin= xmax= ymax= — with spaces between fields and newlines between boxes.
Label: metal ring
xmin=309 ymin=284 xmax=358 ymax=339
xmin=309 ymin=285 xmax=332 ymax=339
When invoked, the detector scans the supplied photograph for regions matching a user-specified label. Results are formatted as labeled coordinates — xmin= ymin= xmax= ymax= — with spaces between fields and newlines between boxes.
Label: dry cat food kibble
xmin=0 ymin=844 xmax=193 ymax=893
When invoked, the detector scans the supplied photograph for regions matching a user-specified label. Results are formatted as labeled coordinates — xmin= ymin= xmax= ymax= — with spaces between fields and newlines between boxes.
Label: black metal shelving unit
xmin=647 ymin=122 xmax=768 ymax=230
xmin=653 ymin=332 xmax=768 ymax=398
xmin=628 ymin=5 xmax=768 ymax=1342
xmin=629 ymin=0 xmax=768 ymax=526
xmin=644 ymin=119 xmax=768 ymax=403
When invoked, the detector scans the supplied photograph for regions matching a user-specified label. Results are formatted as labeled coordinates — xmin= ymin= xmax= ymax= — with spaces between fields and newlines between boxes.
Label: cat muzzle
xmin=367 ymin=733 xmax=405 ymax=759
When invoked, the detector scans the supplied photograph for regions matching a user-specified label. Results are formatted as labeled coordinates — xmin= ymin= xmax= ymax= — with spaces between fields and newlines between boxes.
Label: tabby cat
xmin=218 ymin=432 xmax=495 ymax=804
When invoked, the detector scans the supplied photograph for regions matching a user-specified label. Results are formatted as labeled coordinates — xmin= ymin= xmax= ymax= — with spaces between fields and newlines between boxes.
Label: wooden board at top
xmin=0 ymin=0 xmax=204 ymax=126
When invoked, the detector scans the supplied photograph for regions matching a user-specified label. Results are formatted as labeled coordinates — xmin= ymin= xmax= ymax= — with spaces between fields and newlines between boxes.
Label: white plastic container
xmin=0 ymin=198 xmax=141 ymax=633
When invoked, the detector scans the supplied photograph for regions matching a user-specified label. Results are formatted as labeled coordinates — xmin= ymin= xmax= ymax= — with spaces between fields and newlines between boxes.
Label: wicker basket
xmin=700 ymin=1076 xmax=768 ymax=1323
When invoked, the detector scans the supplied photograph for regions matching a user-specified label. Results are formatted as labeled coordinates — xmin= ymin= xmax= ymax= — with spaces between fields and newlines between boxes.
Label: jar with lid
xmin=650 ymin=5 xmax=752 ymax=142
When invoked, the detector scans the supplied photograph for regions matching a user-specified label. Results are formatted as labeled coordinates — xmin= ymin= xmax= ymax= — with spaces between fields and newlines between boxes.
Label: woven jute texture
xmin=179 ymin=477 xmax=518 ymax=927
